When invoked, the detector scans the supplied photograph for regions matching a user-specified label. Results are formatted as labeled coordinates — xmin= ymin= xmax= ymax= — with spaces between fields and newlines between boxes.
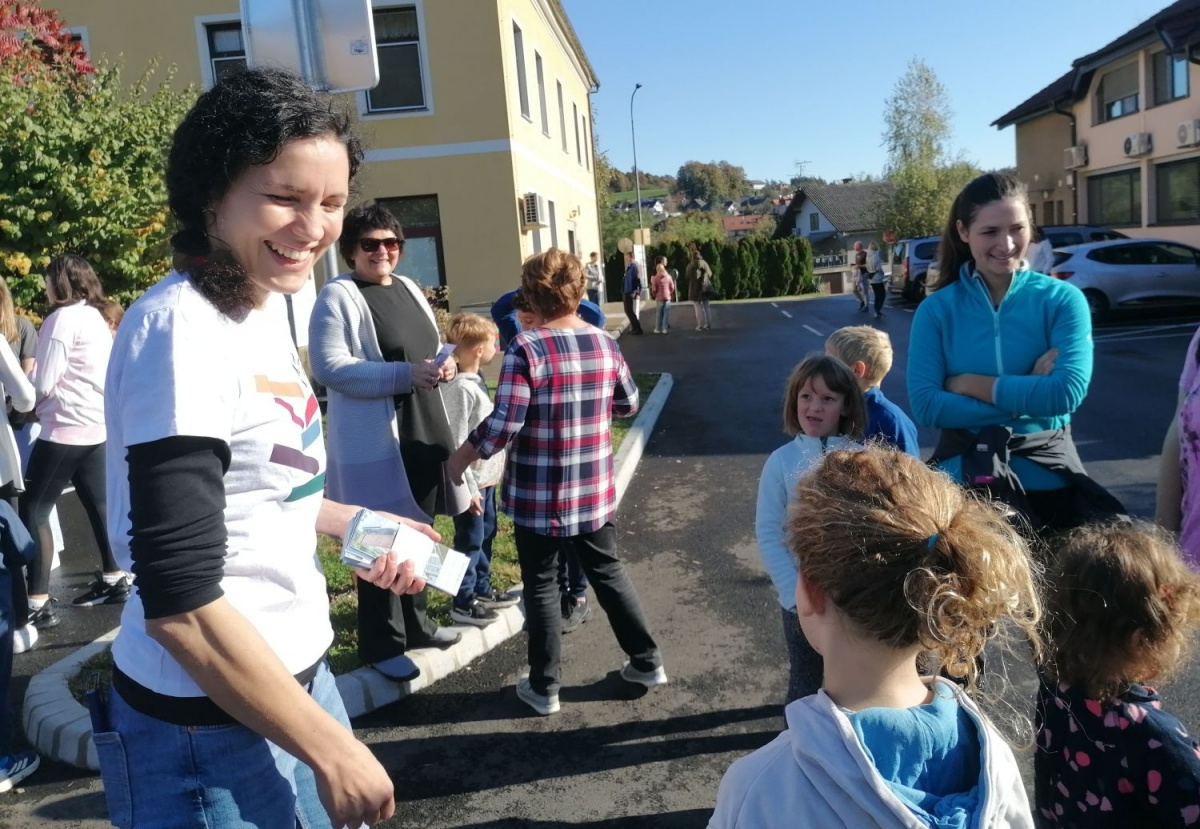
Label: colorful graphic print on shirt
xmin=254 ymin=374 xmax=325 ymax=503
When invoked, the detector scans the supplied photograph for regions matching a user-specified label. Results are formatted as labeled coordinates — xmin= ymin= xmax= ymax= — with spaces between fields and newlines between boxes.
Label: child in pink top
xmin=650 ymin=257 xmax=676 ymax=335
xmin=1157 ymin=325 xmax=1200 ymax=567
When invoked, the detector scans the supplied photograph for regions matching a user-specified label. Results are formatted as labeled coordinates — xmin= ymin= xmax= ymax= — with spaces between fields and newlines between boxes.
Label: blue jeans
xmin=0 ymin=569 xmax=12 ymax=758
xmin=655 ymin=300 xmax=671 ymax=331
xmin=453 ymin=486 xmax=497 ymax=607
xmin=95 ymin=662 xmax=359 ymax=829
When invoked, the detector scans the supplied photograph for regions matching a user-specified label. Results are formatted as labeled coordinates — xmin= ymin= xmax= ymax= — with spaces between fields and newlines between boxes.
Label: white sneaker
xmin=516 ymin=677 xmax=559 ymax=715
xmin=620 ymin=662 xmax=668 ymax=688
xmin=12 ymin=626 xmax=37 ymax=655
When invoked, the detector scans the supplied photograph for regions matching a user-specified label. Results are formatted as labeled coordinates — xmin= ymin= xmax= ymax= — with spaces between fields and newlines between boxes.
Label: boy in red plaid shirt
xmin=447 ymin=248 xmax=666 ymax=716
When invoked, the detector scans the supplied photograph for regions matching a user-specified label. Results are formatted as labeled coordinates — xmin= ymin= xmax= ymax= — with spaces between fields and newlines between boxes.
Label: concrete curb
xmin=24 ymin=372 xmax=675 ymax=770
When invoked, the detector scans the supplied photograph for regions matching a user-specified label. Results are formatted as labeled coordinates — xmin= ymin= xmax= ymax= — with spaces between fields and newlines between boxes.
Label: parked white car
xmin=1050 ymin=238 xmax=1200 ymax=318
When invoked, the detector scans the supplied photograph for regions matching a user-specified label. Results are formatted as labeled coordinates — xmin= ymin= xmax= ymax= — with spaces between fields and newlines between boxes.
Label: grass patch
xmin=610 ymin=187 xmax=669 ymax=202
xmin=73 ymin=372 xmax=662 ymax=694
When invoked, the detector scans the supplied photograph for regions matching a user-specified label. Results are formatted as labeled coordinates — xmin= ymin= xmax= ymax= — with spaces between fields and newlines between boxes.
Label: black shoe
xmin=475 ymin=588 xmax=520 ymax=609
xmin=28 ymin=599 xmax=60 ymax=629
xmin=72 ymin=575 xmax=131 ymax=607
xmin=450 ymin=599 xmax=500 ymax=628
xmin=561 ymin=596 xmax=592 ymax=634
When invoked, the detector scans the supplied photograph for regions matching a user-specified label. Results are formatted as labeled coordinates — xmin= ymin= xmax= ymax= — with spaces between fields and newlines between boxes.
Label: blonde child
xmin=442 ymin=313 xmax=519 ymax=627
xmin=651 ymin=256 xmax=676 ymax=334
xmin=99 ymin=299 xmax=124 ymax=338
xmin=1036 ymin=523 xmax=1200 ymax=826
xmin=715 ymin=446 xmax=1040 ymax=828
xmin=825 ymin=326 xmax=919 ymax=457
xmin=756 ymin=354 xmax=865 ymax=704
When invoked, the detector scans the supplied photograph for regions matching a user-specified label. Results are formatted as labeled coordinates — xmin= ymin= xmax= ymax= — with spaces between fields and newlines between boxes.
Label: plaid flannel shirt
xmin=468 ymin=325 xmax=639 ymax=536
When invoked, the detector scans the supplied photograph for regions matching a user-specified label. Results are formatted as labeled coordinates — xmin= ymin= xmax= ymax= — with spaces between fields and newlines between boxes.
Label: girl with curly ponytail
xmin=714 ymin=445 xmax=1041 ymax=828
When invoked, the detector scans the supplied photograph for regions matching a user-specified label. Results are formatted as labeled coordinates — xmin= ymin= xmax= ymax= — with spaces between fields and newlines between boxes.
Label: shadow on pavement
xmin=375 ymin=703 xmax=781 ymax=802
xmin=452 ymin=811 xmax=712 ymax=828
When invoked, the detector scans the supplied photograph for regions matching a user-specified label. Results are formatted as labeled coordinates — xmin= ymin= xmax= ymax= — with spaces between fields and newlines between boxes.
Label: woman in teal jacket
xmin=907 ymin=173 xmax=1111 ymax=533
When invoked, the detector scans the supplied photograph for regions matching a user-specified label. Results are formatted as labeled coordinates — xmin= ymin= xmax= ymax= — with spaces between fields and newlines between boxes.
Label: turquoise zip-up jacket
xmin=906 ymin=264 xmax=1092 ymax=488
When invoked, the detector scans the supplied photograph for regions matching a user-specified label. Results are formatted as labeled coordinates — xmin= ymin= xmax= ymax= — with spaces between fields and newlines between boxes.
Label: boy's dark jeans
xmin=453 ymin=486 xmax=497 ymax=607
xmin=514 ymin=523 xmax=660 ymax=695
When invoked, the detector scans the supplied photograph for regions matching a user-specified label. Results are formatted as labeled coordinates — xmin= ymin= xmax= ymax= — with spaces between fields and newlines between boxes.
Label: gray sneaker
xmin=561 ymin=595 xmax=591 ymax=634
xmin=516 ymin=677 xmax=559 ymax=716
xmin=620 ymin=662 xmax=668 ymax=688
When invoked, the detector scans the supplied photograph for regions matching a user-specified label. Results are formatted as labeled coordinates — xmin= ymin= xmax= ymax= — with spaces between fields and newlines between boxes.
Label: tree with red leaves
xmin=0 ymin=0 xmax=94 ymax=83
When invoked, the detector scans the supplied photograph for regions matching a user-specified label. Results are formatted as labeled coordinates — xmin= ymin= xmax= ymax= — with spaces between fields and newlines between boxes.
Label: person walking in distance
xmin=622 ymin=251 xmax=644 ymax=335
xmin=867 ymin=241 xmax=887 ymax=318
xmin=584 ymin=252 xmax=603 ymax=306
xmin=686 ymin=249 xmax=713 ymax=330
xmin=853 ymin=241 xmax=869 ymax=312
xmin=650 ymin=256 xmax=676 ymax=334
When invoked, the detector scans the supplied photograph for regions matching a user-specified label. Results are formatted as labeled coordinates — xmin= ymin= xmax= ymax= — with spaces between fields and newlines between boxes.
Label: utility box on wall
xmin=242 ymin=0 xmax=379 ymax=92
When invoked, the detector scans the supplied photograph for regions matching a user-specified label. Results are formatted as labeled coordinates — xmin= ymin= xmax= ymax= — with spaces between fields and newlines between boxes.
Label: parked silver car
xmin=1050 ymin=238 xmax=1200 ymax=318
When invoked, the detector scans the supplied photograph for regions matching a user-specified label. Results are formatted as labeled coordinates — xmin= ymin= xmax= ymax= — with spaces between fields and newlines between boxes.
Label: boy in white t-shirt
xmin=442 ymin=313 xmax=519 ymax=627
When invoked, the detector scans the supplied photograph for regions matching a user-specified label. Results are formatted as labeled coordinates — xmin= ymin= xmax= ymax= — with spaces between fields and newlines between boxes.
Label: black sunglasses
xmin=359 ymin=237 xmax=403 ymax=253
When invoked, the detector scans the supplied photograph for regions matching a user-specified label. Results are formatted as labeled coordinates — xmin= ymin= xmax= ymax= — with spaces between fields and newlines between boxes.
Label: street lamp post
xmin=630 ymin=83 xmax=643 ymax=238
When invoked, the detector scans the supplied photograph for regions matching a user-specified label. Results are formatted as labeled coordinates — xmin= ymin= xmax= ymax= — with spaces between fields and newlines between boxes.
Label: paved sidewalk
xmin=23 ymin=352 xmax=670 ymax=771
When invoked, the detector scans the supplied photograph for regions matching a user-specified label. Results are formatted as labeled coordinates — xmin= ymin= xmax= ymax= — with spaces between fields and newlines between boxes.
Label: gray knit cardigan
xmin=308 ymin=273 xmax=440 ymax=523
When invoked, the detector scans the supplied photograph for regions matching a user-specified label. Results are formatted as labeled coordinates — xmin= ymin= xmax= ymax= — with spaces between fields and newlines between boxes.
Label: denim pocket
xmin=92 ymin=731 xmax=132 ymax=829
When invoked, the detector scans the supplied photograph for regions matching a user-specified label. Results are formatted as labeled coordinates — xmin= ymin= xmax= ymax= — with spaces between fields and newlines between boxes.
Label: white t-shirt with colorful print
xmin=106 ymin=271 xmax=331 ymax=697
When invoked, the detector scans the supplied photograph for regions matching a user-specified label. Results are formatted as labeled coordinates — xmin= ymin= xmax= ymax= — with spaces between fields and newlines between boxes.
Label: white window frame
xmin=513 ymin=19 xmax=531 ymax=121
xmin=573 ymin=102 xmax=581 ymax=165
xmin=548 ymin=199 xmax=558 ymax=247
xmin=556 ymin=80 xmax=567 ymax=153
xmin=357 ymin=1 xmax=434 ymax=121
xmin=194 ymin=13 xmax=244 ymax=90
xmin=535 ymin=52 xmax=549 ymax=136
xmin=583 ymin=115 xmax=591 ymax=171
xmin=64 ymin=26 xmax=90 ymax=57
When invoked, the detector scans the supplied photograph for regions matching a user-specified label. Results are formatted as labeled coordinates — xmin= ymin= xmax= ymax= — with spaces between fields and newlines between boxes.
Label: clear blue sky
xmin=560 ymin=0 xmax=1174 ymax=183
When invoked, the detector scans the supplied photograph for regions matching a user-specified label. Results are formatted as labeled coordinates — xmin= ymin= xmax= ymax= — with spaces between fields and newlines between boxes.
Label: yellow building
xmin=993 ymin=1 xmax=1200 ymax=246
xmin=46 ymin=0 xmax=601 ymax=309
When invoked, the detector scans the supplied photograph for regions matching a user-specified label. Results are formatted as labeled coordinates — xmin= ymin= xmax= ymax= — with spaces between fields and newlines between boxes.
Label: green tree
xmin=0 ymin=58 xmax=195 ymax=310
xmin=676 ymin=160 xmax=748 ymax=204
xmin=657 ymin=210 xmax=723 ymax=247
xmin=872 ymin=58 xmax=980 ymax=240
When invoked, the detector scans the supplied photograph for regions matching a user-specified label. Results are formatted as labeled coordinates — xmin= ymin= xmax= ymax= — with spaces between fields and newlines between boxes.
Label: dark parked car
xmin=1039 ymin=224 xmax=1128 ymax=247
xmin=1050 ymin=238 xmax=1200 ymax=318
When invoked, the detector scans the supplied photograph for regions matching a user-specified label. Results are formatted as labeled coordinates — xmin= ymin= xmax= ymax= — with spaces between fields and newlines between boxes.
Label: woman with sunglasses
xmin=309 ymin=202 xmax=461 ymax=682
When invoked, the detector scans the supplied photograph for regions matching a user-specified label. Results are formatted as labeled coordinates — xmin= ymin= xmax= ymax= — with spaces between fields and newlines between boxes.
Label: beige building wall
xmin=1074 ymin=49 xmax=1200 ymax=246
xmin=45 ymin=0 xmax=600 ymax=311
xmin=1014 ymin=116 xmax=1076 ymax=225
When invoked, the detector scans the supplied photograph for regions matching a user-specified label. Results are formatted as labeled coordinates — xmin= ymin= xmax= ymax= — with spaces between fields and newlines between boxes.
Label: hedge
xmin=603 ymin=236 xmax=818 ymax=301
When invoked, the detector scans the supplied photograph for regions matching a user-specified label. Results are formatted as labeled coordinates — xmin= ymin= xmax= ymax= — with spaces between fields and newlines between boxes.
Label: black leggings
xmin=21 ymin=439 xmax=117 ymax=596
xmin=872 ymin=281 xmax=887 ymax=313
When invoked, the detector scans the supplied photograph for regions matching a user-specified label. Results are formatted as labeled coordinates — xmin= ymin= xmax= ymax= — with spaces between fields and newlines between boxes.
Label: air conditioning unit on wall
xmin=1063 ymin=145 xmax=1088 ymax=170
xmin=1123 ymin=132 xmax=1153 ymax=157
xmin=522 ymin=192 xmax=548 ymax=230
xmin=1178 ymin=119 xmax=1200 ymax=148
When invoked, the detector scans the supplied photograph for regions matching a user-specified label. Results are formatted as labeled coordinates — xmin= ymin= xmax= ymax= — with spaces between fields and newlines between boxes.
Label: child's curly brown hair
xmin=787 ymin=446 xmax=1042 ymax=689
xmin=1043 ymin=522 xmax=1200 ymax=699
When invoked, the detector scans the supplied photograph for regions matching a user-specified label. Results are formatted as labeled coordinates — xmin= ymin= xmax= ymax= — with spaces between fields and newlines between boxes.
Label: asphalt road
xmin=4 ymin=291 xmax=1199 ymax=828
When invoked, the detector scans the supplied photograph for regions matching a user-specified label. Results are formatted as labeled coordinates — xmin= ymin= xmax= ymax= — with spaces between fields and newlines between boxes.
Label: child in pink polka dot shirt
xmin=1036 ymin=522 xmax=1200 ymax=827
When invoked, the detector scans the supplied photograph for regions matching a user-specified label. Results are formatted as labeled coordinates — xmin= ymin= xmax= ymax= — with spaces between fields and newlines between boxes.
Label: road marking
xmin=803 ymin=324 xmax=822 ymax=336
xmin=771 ymin=302 xmax=779 ymax=308
xmin=902 ymin=308 xmax=915 ymax=313
xmin=781 ymin=310 xmax=793 ymax=318
xmin=1094 ymin=323 xmax=1196 ymax=341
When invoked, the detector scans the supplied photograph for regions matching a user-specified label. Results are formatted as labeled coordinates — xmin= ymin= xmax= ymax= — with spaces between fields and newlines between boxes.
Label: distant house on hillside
xmin=722 ymin=214 xmax=762 ymax=239
xmin=774 ymin=181 xmax=893 ymax=254
xmin=682 ymin=198 xmax=710 ymax=212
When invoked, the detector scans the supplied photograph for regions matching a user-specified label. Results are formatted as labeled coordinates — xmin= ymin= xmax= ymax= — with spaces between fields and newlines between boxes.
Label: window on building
xmin=376 ymin=195 xmax=445 ymax=287
xmin=1152 ymin=50 xmax=1189 ymax=105
xmin=583 ymin=116 xmax=591 ymax=171
xmin=1056 ymin=200 xmax=1064 ymax=224
xmin=535 ymin=53 xmax=549 ymax=136
xmin=1156 ymin=157 xmax=1200 ymax=224
xmin=809 ymin=213 xmax=819 ymax=232
xmin=513 ymin=23 xmax=530 ymax=120
xmin=548 ymin=200 xmax=558 ymax=248
xmin=366 ymin=7 xmax=427 ymax=114
xmin=573 ymin=103 xmax=581 ymax=164
xmin=1087 ymin=168 xmax=1141 ymax=226
xmin=1043 ymin=201 xmax=1053 ymax=227
xmin=556 ymin=81 xmax=567 ymax=152
xmin=205 ymin=22 xmax=246 ymax=85
xmin=1095 ymin=62 xmax=1139 ymax=122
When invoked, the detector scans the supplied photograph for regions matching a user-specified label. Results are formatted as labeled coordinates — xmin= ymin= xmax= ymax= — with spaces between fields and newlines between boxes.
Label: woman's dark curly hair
xmin=338 ymin=203 xmax=403 ymax=269
xmin=166 ymin=66 xmax=364 ymax=317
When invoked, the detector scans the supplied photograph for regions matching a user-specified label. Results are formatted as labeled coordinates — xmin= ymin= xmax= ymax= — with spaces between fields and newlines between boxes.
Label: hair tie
xmin=926 ymin=532 xmax=938 ymax=549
